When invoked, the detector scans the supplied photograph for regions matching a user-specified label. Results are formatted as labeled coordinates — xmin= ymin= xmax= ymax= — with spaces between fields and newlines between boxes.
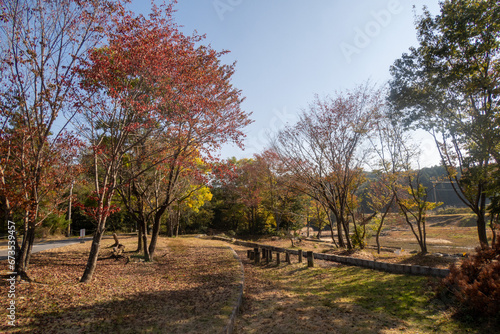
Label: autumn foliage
xmin=74 ymin=2 xmax=251 ymax=281
xmin=442 ymin=237 xmax=500 ymax=317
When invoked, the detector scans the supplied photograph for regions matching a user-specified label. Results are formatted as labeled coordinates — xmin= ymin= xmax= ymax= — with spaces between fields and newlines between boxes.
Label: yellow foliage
xmin=181 ymin=185 xmax=212 ymax=213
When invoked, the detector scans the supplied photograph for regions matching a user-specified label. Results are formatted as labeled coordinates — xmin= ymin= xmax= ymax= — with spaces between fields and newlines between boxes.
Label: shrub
xmin=442 ymin=236 xmax=500 ymax=317
xmin=351 ymin=225 xmax=369 ymax=249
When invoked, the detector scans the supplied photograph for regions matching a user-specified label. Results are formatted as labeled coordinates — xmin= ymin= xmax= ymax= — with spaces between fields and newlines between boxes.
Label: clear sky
xmin=129 ymin=0 xmax=443 ymax=167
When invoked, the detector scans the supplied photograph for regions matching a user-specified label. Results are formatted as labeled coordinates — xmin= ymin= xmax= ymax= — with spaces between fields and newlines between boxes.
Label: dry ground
xmin=1 ymin=236 xmax=241 ymax=333
xmin=1 ymin=218 xmax=496 ymax=334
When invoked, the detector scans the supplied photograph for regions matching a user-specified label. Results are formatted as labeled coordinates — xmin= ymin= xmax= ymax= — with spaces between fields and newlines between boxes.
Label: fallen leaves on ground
xmin=1 ymin=236 xmax=241 ymax=333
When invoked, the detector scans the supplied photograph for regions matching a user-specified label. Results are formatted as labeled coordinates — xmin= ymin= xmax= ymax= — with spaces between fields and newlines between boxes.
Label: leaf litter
xmin=1 ymin=236 xmax=241 ymax=333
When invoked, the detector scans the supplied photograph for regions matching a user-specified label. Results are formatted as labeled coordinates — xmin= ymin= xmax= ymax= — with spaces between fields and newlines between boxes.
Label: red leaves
xmin=443 ymin=237 xmax=500 ymax=316
xmin=78 ymin=2 xmax=251 ymax=157
xmin=75 ymin=188 xmax=121 ymax=222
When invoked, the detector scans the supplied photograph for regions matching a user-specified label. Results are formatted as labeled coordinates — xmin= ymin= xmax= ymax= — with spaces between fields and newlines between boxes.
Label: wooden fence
xmin=212 ymin=236 xmax=450 ymax=278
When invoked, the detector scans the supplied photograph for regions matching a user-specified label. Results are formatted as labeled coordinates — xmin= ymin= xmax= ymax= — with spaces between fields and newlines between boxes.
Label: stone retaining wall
xmin=212 ymin=236 xmax=450 ymax=278
xmin=222 ymin=246 xmax=245 ymax=334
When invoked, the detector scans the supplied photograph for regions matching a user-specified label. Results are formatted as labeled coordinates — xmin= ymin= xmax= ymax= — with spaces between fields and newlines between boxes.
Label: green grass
xmin=255 ymin=262 xmax=491 ymax=333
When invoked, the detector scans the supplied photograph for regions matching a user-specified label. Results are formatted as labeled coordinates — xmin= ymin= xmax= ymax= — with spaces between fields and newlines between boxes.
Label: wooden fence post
xmin=307 ymin=251 xmax=314 ymax=267
xmin=298 ymin=249 xmax=303 ymax=263
xmin=254 ymin=248 xmax=260 ymax=264
xmin=249 ymin=251 xmax=254 ymax=260
xmin=277 ymin=252 xmax=281 ymax=265
xmin=247 ymin=250 xmax=251 ymax=259
xmin=286 ymin=251 xmax=291 ymax=264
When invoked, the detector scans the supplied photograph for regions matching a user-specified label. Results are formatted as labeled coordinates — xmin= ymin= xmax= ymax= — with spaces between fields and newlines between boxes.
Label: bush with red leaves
xmin=442 ymin=237 xmax=500 ymax=317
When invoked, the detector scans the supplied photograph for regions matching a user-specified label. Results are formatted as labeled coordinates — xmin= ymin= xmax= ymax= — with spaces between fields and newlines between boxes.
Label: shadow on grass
xmin=236 ymin=249 xmax=492 ymax=334
xmin=6 ymin=239 xmax=242 ymax=333
xmin=12 ymin=282 xmax=234 ymax=334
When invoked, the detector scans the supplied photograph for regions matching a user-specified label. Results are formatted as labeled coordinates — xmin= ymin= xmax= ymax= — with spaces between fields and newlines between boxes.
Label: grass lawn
xmin=1 ymin=236 xmax=242 ymax=333
xmin=231 ymin=244 xmax=497 ymax=334
xmin=2 ymin=234 xmax=496 ymax=333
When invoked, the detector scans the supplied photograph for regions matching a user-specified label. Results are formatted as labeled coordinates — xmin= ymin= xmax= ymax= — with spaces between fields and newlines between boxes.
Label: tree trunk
xmin=421 ymin=216 xmax=427 ymax=254
xmin=80 ymin=223 xmax=105 ymax=283
xmin=251 ymin=207 xmax=256 ymax=234
xmin=149 ymin=212 xmax=163 ymax=261
xmin=141 ymin=220 xmax=150 ymax=261
xmin=66 ymin=181 xmax=74 ymax=237
xmin=306 ymin=216 xmax=310 ymax=238
xmin=337 ymin=220 xmax=345 ymax=248
xmin=341 ymin=218 xmax=352 ymax=249
xmin=327 ymin=223 xmax=339 ymax=248
xmin=274 ymin=209 xmax=281 ymax=232
xmin=329 ymin=210 xmax=344 ymax=248
xmin=477 ymin=211 xmax=488 ymax=247
xmin=15 ymin=224 xmax=35 ymax=281
xmin=24 ymin=227 xmax=35 ymax=269
xmin=376 ymin=220 xmax=384 ymax=254
xmin=375 ymin=232 xmax=381 ymax=254
xmin=167 ymin=212 xmax=174 ymax=237
xmin=136 ymin=223 xmax=143 ymax=252
xmin=175 ymin=210 xmax=180 ymax=237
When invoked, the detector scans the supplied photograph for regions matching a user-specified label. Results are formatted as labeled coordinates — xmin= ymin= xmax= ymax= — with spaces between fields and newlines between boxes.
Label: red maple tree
xmin=0 ymin=0 xmax=125 ymax=280
xmin=76 ymin=3 xmax=251 ymax=281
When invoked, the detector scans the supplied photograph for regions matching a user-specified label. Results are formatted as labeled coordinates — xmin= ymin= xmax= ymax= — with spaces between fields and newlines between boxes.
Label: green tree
xmin=388 ymin=0 xmax=500 ymax=246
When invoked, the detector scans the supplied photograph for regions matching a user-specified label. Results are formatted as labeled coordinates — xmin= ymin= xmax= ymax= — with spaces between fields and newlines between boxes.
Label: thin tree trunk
xmin=343 ymin=221 xmax=352 ymax=249
xmin=175 ymin=210 xmax=180 ymax=237
xmin=141 ymin=220 xmax=150 ymax=261
xmin=149 ymin=206 xmax=167 ymax=261
xmin=421 ymin=214 xmax=427 ymax=254
xmin=66 ymin=181 xmax=74 ymax=237
xmin=329 ymin=210 xmax=345 ymax=248
xmin=327 ymin=223 xmax=339 ymax=248
xmin=24 ymin=227 xmax=35 ymax=269
xmin=136 ymin=223 xmax=143 ymax=252
xmin=375 ymin=214 xmax=386 ymax=254
xmin=328 ymin=224 xmax=334 ymax=242
xmin=477 ymin=209 xmax=488 ymax=246
xmin=306 ymin=215 xmax=310 ymax=238
xmin=80 ymin=222 xmax=106 ymax=283
xmin=274 ymin=209 xmax=281 ymax=232
xmin=15 ymin=224 xmax=35 ymax=281
xmin=167 ymin=211 xmax=175 ymax=237
xmin=149 ymin=217 xmax=160 ymax=261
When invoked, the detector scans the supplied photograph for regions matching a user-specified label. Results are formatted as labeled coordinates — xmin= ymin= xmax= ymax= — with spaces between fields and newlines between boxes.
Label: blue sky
xmin=129 ymin=0 xmax=443 ymax=166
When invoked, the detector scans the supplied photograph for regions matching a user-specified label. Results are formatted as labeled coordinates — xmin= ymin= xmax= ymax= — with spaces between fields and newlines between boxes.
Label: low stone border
xmin=222 ymin=246 xmax=245 ymax=334
xmin=213 ymin=236 xmax=450 ymax=278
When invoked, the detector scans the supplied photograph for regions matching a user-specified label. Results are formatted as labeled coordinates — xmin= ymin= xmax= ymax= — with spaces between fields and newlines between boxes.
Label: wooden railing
xmin=212 ymin=236 xmax=450 ymax=278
